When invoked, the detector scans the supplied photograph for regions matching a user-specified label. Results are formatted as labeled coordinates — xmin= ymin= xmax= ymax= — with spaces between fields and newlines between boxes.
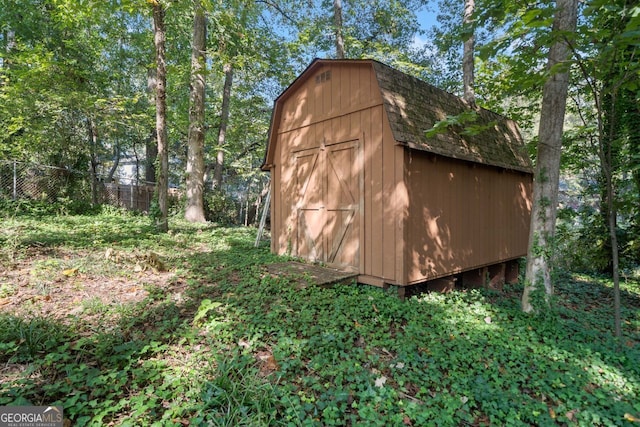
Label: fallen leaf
xmin=549 ymin=407 xmax=556 ymax=419
xmin=565 ymin=409 xmax=577 ymax=421
xmin=403 ymin=415 xmax=412 ymax=425
xmin=62 ymin=268 xmax=78 ymax=277
xmin=256 ymin=351 xmax=279 ymax=373
xmin=374 ymin=376 xmax=387 ymax=388
xmin=372 ymin=303 xmax=379 ymax=313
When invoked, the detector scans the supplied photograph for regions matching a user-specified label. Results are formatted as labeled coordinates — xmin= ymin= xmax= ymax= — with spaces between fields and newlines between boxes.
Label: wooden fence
xmin=101 ymin=183 xmax=155 ymax=212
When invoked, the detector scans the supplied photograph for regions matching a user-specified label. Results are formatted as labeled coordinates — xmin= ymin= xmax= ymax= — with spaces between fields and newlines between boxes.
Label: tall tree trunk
xmin=522 ymin=0 xmax=578 ymax=313
xmin=462 ymin=0 xmax=475 ymax=105
xmin=604 ymin=139 xmax=621 ymax=338
xmin=573 ymin=61 xmax=627 ymax=338
xmin=333 ymin=0 xmax=345 ymax=59
xmin=601 ymin=88 xmax=622 ymax=337
xmin=608 ymin=189 xmax=621 ymax=337
xmin=597 ymin=83 xmax=625 ymax=275
xmin=185 ymin=0 xmax=207 ymax=223
xmin=212 ymin=63 xmax=233 ymax=190
xmin=152 ymin=0 xmax=169 ymax=232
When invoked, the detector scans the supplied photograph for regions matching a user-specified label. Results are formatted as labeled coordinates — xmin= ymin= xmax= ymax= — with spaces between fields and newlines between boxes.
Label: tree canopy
xmin=1 ymin=0 xmax=639 ymax=286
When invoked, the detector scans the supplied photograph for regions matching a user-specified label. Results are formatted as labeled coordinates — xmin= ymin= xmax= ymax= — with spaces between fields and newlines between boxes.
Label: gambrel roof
xmin=371 ymin=61 xmax=533 ymax=173
xmin=263 ymin=59 xmax=533 ymax=174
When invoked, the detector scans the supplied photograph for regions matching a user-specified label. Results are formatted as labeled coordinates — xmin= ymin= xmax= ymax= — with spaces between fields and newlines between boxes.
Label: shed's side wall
xmin=272 ymin=62 xmax=404 ymax=282
xmin=405 ymin=151 xmax=532 ymax=284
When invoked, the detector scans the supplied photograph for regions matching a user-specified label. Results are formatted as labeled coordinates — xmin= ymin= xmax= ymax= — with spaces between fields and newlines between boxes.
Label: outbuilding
xmin=262 ymin=59 xmax=533 ymax=294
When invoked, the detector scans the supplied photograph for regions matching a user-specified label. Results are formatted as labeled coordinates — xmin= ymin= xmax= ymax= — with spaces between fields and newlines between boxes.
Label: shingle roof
xmin=262 ymin=58 xmax=533 ymax=173
xmin=371 ymin=61 xmax=533 ymax=173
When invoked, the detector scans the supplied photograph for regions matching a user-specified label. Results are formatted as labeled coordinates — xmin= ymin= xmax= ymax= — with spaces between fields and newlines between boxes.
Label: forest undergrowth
xmin=1 ymin=207 xmax=639 ymax=426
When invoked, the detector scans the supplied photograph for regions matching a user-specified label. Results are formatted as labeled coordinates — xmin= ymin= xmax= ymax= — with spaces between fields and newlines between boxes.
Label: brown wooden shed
xmin=262 ymin=58 xmax=533 ymax=293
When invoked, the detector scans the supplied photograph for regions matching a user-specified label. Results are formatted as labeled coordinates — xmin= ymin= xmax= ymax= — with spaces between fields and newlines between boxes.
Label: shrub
xmin=204 ymin=190 xmax=239 ymax=225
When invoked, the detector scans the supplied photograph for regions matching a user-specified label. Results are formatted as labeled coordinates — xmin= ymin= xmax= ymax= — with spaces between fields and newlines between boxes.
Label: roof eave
xmin=399 ymin=141 xmax=534 ymax=174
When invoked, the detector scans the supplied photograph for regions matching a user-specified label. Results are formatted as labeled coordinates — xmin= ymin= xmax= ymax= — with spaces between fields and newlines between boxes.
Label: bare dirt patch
xmin=0 ymin=248 xmax=179 ymax=323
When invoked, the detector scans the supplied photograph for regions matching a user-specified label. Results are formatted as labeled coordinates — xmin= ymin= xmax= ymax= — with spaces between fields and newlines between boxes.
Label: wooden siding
xmin=404 ymin=152 xmax=532 ymax=284
xmin=272 ymin=62 xmax=405 ymax=279
xmin=265 ymin=59 xmax=533 ymax=289
xmin=277 ymin=63 xmax=380 ymax=136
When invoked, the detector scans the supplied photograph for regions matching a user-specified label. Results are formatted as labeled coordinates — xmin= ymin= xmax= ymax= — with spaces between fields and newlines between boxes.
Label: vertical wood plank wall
xmin=404 ymin=152 xmax=532 ymax=284
xmin=272 ymin=62 xmax=403 ymax=283
xmin=269 ymin=60 xmax=531 ymax=288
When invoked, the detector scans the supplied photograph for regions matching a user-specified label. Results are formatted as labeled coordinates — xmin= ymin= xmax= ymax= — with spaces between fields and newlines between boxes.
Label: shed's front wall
xmin=405 ymin=151 xmax=532 ymax=284
xmin=271 ymin=62 xmax=406 ymax=282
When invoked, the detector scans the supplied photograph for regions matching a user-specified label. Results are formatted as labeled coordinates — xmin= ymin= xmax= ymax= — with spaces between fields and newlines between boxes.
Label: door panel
xmin=298 ymin=209 xmax=324 ymax=261
xmin=295 ymin=149 xmax=323 ymax=260
xmin=296 ymin=150 xmax=322 ymax=208
xmin=293 ymin=139 xmax=361 ymax=269
xmin=326 ymin=141 xmax=360 ymax=268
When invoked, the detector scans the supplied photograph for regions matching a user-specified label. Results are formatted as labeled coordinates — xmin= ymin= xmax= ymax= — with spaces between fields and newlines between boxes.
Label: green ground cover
xmin=0 ymin=208 xmax=639 ymax=426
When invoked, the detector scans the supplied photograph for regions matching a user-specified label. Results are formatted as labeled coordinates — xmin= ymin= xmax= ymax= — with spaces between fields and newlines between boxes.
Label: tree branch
xmin=255 ymin=0 xmax=300 ymax=28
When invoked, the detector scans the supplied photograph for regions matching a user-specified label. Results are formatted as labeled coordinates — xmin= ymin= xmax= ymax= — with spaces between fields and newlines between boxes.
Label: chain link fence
xmin=0 ymin=160 xmax=156 ymax=212
xmin=0 ymin=160 xmax=269 ymax=224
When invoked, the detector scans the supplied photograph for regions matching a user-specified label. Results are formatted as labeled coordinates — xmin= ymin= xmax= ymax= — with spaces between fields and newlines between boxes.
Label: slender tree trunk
xmin=87 ymin=118 xmax=99 ymax=205
xmin=213 ymin=63 xmax=233 ymax=190
xmin=133 ymin=141 xmax=140 ymax=184
xmin=602 ymin=90 xmax=622 ymax=337
xmin=145 ymin=130 xmax=157 ymax=184
xmin=522 ymin=0 xmax=578 ymax=313
xmin=572 ymin=67 xmax=625 ymax=338
xmin=604 ymin=156 xmax=622 ymax=337
xmin=333 ymin=0 xmax=345 ymax=59
xmin=185 ymin=0 xmax=207 ymax=223
xmin=462 ymin=0 xmax=475 ymax=105
xmin=106 ymin=141 xmax=121 ymax=183
xmin=152 ymin=0 xmax=169 ymax=232
xmin=146 ymin=68 xmax=158 ymax=185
